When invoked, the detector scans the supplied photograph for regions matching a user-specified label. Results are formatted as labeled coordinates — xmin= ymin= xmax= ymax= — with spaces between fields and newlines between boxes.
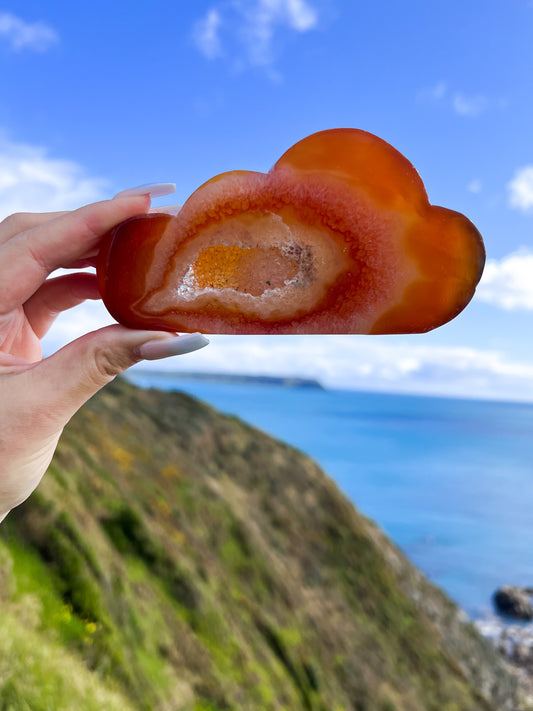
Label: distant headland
xmin=129 ymin=369 xmax=325 ymax=390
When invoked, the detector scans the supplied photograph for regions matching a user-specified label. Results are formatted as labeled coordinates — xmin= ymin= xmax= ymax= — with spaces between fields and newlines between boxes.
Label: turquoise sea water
xmin=126 ymin=374 xmax=533 ymax=620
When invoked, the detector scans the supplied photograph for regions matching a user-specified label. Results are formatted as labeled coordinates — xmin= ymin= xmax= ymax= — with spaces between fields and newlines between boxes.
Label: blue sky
xmin=2 ymin=0 xmax=533 ymax=400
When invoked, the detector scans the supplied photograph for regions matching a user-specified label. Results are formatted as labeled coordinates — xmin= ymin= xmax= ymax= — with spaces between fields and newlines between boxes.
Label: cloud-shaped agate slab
xmin=97 ymin=129 xmax=485 ymax=334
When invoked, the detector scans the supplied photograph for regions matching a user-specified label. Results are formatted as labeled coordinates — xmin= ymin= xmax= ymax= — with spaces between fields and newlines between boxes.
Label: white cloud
xmin=428 ymin=81 xmax=447 ymax=100
xmin=0 ymin=134 xmax=109 ymax=219
xmin=452 ymin=92 xmax=488 ymax=117
xmin=0 ymin=12 xmax=58 ymax=52
xmin=150 ymin=335 xmax=533 ymax=402
xmin=192 ymin=0 xmax=318 ymax=71
xmin=420 ymin=83 xmax=492 ymax=118
xmin=257 ymin=0 xmax=318 ymax=32
xmin=467 ymin=178 xmax=482 ymax=194
xmin=39 ymin=303 xmax=533 ymax=403
xmin=476 ymin=249 xmax=533 ymax=310
xmin=193 ymin=8 xmax=223 ymax=60
xmin=508 ymin=165 xmax=533 ymax=212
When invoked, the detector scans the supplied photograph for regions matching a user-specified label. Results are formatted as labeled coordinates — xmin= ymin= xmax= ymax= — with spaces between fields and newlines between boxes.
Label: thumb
xmin=22 ymin=325 xmax=209 ymax=432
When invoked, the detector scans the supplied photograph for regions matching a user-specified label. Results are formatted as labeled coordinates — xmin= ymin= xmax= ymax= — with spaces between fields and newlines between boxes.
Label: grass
xmin=0 ymin=613 xmax=136 ymax=711
xmin=0 ymin=379 xmax=516 ymax=710
xmin=0 ymin=539 xmax=135 ymax=711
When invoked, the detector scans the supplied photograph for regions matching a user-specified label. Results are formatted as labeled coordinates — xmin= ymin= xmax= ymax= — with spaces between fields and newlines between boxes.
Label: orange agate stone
xmin=96 ymin=129 xmax=485 ymax=334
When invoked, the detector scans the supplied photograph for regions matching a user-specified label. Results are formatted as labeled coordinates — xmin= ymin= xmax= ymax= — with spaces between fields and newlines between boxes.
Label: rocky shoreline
xmin=476 ymin=602 xmax=533 ymax=708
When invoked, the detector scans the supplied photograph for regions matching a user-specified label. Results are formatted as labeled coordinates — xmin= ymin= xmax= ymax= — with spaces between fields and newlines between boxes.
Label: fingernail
xmin=149 ymin=205 xmax=182 ymax=216
xmin=113 ymin=183 xmax=176 ymax=200
xmin=138 ymin=333 xmax=209 ymax=360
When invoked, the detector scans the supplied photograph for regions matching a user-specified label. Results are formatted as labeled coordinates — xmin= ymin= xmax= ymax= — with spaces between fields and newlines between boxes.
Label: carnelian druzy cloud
xmin=97 ymin=129 xmax=485 ymax=334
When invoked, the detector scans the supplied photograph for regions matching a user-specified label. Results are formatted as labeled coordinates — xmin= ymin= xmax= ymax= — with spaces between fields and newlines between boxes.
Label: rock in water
xmin=494 ymin=586 xmax=533 ymax=620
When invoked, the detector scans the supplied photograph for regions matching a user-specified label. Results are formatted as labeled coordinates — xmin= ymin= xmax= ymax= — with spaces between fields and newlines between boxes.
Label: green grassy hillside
xmin=0 ymin=379 xmax=520 ymax=710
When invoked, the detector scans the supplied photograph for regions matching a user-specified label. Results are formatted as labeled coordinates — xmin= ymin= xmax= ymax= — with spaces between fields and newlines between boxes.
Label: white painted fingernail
xmin=149 ymin=205 xmax=182 ymax=216
xmin=138 ymin=333 xmax=209 ymax=360
xmin=113 ymin=183 xmax=176 ymax=200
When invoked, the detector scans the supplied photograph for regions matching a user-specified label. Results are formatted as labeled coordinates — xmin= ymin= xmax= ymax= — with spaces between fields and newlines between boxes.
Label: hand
xmin=0 ymin=188 xmax=208 ymax=521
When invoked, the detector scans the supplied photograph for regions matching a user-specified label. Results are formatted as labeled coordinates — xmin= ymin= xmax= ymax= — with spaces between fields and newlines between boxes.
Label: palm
xmin=0 ymin=309 xmax=43 ymax=363
xmin=0 ymin=271 xmax=100 ymax=367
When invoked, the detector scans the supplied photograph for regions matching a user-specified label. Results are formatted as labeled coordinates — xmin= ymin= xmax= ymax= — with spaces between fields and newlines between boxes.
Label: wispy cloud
xmin=0 ymin=134 xmax=108 ymax=218
xmin=147 ymin=335 xmax=533 ymax=403
xmin=426 ymin=80 xmax=447 ymax=101
xmin=40 ymin=305 xmax=533 ymax=403
xmin=508 ymin=165 xmax=533 ymax=212
xmin=193 ymin=8 xmax=223 ymax=60
xmin=452 ymin=91 xmax=488 ymax=118
xmin=467 ymin=178 xmax=482 ymax=194
xmin=192 ymin=0 xmax=319 ymax=74
xmin=419 ymin=82 xmax=491 ymax=118
xmin=0 ymin=12 xmax=58 ymax=52
xmin=477 ymin=249 xmax=533 ymax=310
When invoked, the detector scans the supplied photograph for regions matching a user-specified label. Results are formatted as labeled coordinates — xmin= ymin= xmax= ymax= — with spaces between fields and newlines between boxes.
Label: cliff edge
xmin=0 ymin=379 xmax=521 ymax=710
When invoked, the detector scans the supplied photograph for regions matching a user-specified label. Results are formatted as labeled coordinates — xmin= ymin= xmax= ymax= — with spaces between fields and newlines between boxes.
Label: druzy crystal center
xmin=192 ymin=244 xmax=299 ymax=295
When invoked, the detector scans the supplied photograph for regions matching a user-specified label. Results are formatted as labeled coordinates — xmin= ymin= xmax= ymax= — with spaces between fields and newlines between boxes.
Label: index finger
xmin=0 ymin=211 xmax=69 ymax=246
xmin=0 ymin=196 xmax=149 ymax=315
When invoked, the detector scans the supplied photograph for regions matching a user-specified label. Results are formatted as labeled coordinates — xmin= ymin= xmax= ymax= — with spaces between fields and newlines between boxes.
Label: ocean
xmin=126 ymin=373 xmax=533 ymax=623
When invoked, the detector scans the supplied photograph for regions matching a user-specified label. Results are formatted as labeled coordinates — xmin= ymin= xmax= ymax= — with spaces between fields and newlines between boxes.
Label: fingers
xmin=18 ymin=325 xmax=209 ymax=433
xmin=24 ymin=272 xmax=101 ymax=338
xmin=0 ymin=183 xmax=177 ymax=248
xmin=0 ymin=211 xmax=68 ymax=246
xmin=0 ymin=195 xmax=149 ymax=316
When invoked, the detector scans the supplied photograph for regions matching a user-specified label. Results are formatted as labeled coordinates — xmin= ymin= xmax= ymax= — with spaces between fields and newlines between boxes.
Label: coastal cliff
xmin=0 ymin=379 xmax=522 ymax=710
